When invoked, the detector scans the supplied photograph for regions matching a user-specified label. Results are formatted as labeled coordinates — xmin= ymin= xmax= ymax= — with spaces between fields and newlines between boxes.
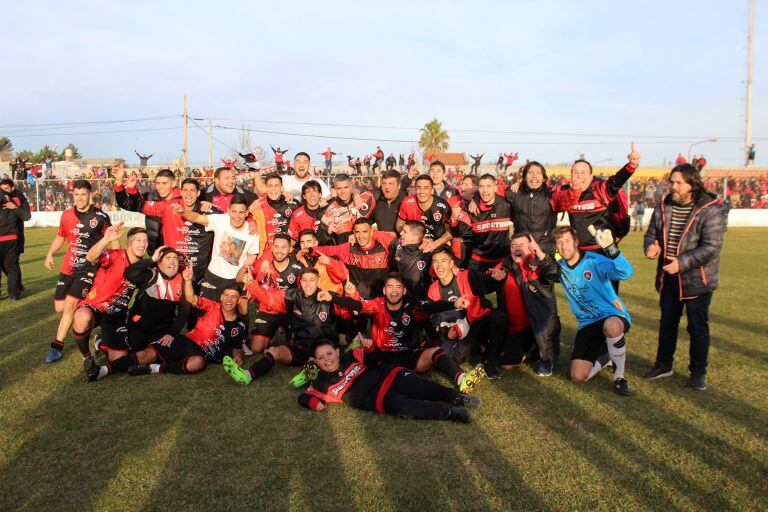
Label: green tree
xmin=61 ymin=143 xmax=82 ymax=159
xmin=418 ymin=118 xmax=450 ymax=158
xmin=15 ymin=150 xmax=34 ymax=162
xmin=0 ymin=137 xmax=13 ymax=161
xmin=35 ymin=145 xmax=59 ymax=163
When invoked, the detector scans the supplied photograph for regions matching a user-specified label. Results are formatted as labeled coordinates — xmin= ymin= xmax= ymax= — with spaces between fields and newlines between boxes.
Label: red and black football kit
xmin=139 ymin=200 xmax=219 ymax=282
xmin=288 ymin=203 xmax=328 ymax=242
xmin=200 ymin=184 xmax=258 ymax=213
xmin=244 ymin=284 xmax=361 ymax=378
xmin=148 ymin=297 xmax=248 ymax=366
xmin=318 ymin=193 xmax=374 ymax=245
xmin=427 ymin=269 xmax=507 ymax=364
xmin=118 ymin=258 xmax=191 ymax=351
xmin=313 ymin=233 xmax=395 ymax=299
xmin=114 ymin=185 xmax=181 ymax=252
xmin=352 ymin=296 xmax=465 ymax=383
xmin=454 ymin=198 xmax=512 ymax=270
xmin=256 ymin=195 xmax=300 ymax=247
xmin=397 ymin=195 xmax=452 ymax=241
xmin=74 ymin=249 xmax=138 ymax=353
xmin=554 ymin=163 xmax=636 ymax=250
xmin=55 ymin=206 xmax=111 ymax=301
xmin=299 ymin=348 xmax=464 ymax=421
xmin=387 ymin=238 xmax=431 ymax=298
xmin=248 ymin=255 xmax=305 ymax=338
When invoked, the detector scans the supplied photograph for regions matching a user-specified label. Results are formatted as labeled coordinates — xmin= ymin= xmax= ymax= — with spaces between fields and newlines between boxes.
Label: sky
xmin=1 ymin=0 xmax=766 ymax=168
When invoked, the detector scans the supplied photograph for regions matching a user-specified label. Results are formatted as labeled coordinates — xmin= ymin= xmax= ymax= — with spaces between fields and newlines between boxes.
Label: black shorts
xmin=54 ymin=271 xmax=94 ymax=301
xmin=127 ymin=326 xmax=166 ymax=352
xmin=287 ymin=342 xmax=313 ymax=366
xmin=571 ymin=316 xmax=631 ymax=363
xmin=375 ymin=349 xmax=423 ymax=370
xmin=147 ymin=335 xmax=205 ymax=364
xmin=79 ymin=306 xmax=130 ymax=352
xmin=499 ymin=326 xmax=536 ymax=366
xmin=251 ymin=311 xmax=289 ymax=338
xmin=199 ymin=271 xmax=237 ymax=301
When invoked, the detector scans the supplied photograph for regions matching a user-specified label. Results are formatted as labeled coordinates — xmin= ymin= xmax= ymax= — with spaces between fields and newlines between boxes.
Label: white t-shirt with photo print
xmin=205 ymin=214 xmax=260 ymax=279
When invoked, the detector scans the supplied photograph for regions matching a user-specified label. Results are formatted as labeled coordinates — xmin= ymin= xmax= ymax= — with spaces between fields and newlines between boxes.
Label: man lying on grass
xmin=298 ymin=340 xmax=479 ymax=422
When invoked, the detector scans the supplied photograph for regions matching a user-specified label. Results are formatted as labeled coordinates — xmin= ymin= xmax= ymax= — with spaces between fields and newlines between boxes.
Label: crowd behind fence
xmin=6 ymin=165 xmax=768 ymax=212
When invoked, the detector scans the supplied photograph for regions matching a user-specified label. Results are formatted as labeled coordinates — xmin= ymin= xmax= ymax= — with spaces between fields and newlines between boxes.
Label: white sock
xmin=606 ymin=335 xmax=626 ymax=380
xmin=98 ymin=366 xmax=109 ymax=379
xmin=149 ymin=364 xmax=161 ymax=374
xmin=457 ymin=373 xmax=465 ymax=387
xmin=586 ymin=355 xmax=606 ymax=381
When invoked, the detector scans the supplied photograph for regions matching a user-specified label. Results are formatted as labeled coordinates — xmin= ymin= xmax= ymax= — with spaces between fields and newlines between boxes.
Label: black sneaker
xmin=128 ymin=364 xmax=152 ymax=376
xmin=446 ymin=407 xmax=471 ymax=423
xmin=643 ymin=362 xmax=673 ymax=380
xmin=453 ymin=393 xmax=481 ymax=408
xmin=688 ymin=374 xmax=708 ymax=391
xmin=536 ymin=360 xmax=553 ymax=377
xmin=86 ymin=364 xmax=102 ymax=383
xmin=484 ymin=362 xmax=500 ymax=380
xmin=82 ymin=355 xmax=96 ymax=380
xmin=613 ymin=378 xmax=634 ymax=396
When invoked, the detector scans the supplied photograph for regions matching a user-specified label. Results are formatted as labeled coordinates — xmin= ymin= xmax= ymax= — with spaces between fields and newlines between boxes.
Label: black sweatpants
xmin=381 ymin=370 xmax=457 ymax=420
xmin=0 ymin=240 xmax=21 ymax=299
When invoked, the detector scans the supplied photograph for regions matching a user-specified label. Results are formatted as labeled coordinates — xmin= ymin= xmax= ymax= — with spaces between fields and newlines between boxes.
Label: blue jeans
xmin=656 ymin=275 xmax=713 ymax=376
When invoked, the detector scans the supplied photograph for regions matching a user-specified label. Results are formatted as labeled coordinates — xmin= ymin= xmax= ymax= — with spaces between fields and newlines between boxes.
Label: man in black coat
xmin=0 ymin=179 xmax=31 ymax=300
xmin=642 ymin=164 xmax=724 ymax=391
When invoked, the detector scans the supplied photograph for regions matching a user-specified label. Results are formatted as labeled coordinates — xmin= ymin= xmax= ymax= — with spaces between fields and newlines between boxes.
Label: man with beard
xmin=200 ymin=167 xmax=258 ymax=212
xmin=396 ymin=175 xmax=453 ymax=253
xmin=491 ymin=233 xmax=560 ymax=376
xmin=345 ymin=273 xmax=485 ymax=393
xmin=248 ymin=172 xmax=299 ymax=251
xmin=553 ymin=225 xmax=634 ymax=396
xmin=371 ymin=170 xmax=407 ymax=234
xmin=260 ymin=152 xmax=330 ymax=198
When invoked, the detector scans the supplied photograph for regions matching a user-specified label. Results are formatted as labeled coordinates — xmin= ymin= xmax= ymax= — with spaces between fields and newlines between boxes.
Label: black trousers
xmin=470 ymin=308 xmax=508 ymax=365
xmin=381 ymin=370 xmax=457 ymax=420
xmin=656 ymin=276 xmax=713 ymax=376
xmin=0 ymin=240 xmax=21 ymax=299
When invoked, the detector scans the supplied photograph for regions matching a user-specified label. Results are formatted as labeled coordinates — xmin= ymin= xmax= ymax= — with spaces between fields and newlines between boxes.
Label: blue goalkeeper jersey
xmin=558 ymin=251 xmax=633 ymax=329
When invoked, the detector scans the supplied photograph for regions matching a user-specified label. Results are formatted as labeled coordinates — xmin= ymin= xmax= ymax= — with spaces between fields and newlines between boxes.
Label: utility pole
xmin=745 ymin=0 xmax=755 ymax=165
xmin=182 ymin=94 xmax=188 ymax=168
xmin=209 ymin=120 xmax=214 ymax=168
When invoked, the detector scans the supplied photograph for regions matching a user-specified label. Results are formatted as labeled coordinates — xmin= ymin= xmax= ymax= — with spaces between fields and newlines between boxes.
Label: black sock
xmin=161 ymin=358 xmax=190 ymax=375
xmin=51 ymin=339 xmax=64 ymax=351
xmin=71 ymin=329 xmax=92 ymax=358
xmin=431 ymin=349 xmax=462 ymax=384
xmin=107 ymin=354 xmax=137 ymax=374
xmin=248 ymin=352 xmax=275 ymax=379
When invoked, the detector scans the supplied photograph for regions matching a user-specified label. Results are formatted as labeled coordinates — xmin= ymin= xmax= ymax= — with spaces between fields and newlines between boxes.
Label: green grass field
xmin=1 ymin=228 xmax=766 ymax=512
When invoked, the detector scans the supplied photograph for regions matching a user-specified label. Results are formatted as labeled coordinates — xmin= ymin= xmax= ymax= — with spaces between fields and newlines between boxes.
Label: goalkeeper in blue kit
xmin=552 ymin=224 xmax=634 ymax=396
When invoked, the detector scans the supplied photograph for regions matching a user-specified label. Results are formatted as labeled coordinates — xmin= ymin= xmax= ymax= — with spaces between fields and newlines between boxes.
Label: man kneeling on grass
xmin=88 ymin=266 xmax=247 ymax=380
xmin=553 ymin=225 xmax=634 ymax=396
xmin=299 ymin=340 xmax=480 ymax=422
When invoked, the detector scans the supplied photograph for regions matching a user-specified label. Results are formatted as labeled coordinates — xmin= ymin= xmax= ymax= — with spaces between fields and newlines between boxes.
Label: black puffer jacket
xmin=644 ymin=192 xmax=724 ymax=299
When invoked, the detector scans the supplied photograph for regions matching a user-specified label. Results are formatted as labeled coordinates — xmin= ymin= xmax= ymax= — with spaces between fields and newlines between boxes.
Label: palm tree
xmin=418 ymin=119 xmax=449 ymax=159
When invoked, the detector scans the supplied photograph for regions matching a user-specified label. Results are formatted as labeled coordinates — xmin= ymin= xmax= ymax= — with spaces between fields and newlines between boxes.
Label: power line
xmin=210 ymin=123 xmax=758 ymax=145
xmin=6 ymin=126 xmax=183 ymax=138
xmin=189 ymin=117 xmax=236 ymax=152
xmin=203 ymin=116 xmax=757 ymax=141
xmin=0 ymin=115 xmax=181 ymax=131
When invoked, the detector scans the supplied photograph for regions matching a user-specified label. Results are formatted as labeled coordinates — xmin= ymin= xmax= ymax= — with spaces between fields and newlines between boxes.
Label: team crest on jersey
xmin=583 ymin=271 xmax=592 ymax=281
xmin=287 ymin=273 xmax=296 ymax=284
xmin=89 ymin=218 xmax=98 ymax=229
xmin=285 ymin=208 xmax=292 ymax=216
xmin=231 ymin=327 xmax=239 ymax=337
xmin=319 ymin=311 xmax=328 ymax=322
xmin=416 ymin=260 xmax=426 ymax=271
xmin=433 ymin=212 xmax=441 ymax=222
xmin=529 ymin=284 xmax=537 ymax=293
xmin=402 ymin=313 xmax=411 ymax=326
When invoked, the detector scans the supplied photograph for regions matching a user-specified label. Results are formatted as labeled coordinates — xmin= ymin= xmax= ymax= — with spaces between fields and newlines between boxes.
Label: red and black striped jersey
xmin=57 ymin=206 xmax=111 ymax=275
xmin=79 ymin=249 xmax=136 ymax=315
